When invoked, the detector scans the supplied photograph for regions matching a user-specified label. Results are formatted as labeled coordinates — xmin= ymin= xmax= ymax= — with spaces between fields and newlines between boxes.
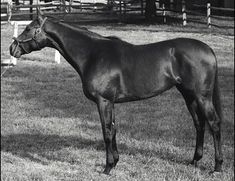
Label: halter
xmin=12 ymin=17 xmax=47 ymax=55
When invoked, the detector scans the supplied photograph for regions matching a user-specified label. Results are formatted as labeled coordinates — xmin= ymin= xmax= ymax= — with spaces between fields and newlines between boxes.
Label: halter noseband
xmin=12 ymin=17 xmax=47 ymax=55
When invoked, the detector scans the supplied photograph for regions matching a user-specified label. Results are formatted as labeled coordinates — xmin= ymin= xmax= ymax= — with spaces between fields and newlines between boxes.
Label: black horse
xmin=9 ymin=10 xmax=223 ymax=174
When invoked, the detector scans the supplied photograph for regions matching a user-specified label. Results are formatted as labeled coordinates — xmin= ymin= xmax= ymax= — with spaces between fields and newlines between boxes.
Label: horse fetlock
xmin=193 ymin=154 xmax=203 ymax=162
xmin=113 ymin=154 xmax=119 ymax=167
xmin=194 ymin=149 xmax=203 ymax=161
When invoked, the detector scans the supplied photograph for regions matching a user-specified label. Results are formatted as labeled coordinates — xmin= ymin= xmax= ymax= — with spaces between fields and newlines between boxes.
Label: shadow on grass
xmin=1 ymin=133 xmax=192 ymax=166
xmin=2 ymin=118 xmax=234 ymax=171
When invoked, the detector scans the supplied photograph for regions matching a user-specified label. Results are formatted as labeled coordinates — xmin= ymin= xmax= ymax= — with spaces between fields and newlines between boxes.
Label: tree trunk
xmin=145 ymin=0 xmax=156 ymax=20
xmin=107 ymin=0 xmax=114 ymax=10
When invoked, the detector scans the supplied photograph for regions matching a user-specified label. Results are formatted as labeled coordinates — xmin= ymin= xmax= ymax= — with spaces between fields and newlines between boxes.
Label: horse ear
xmin=36 ymin=7 xmax=44 ymax=16
xmin=36 ymin=8 xmax=44 ymax=24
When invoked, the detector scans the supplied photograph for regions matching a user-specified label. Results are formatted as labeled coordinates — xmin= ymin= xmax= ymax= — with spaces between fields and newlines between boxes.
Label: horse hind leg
xmin=111 ymin=109 xmax=119 ymax=167
xmin=176 ymin=86 xmax=206 ymax=166
xmin=188 ymin=101 xmax=206 ymax=165
xmin=197 ymin=95 xmax=223 ymax=172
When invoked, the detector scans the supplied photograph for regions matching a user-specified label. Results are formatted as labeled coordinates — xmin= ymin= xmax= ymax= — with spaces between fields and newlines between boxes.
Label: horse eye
xmin=35 ymin=29 xmax=40 ymax=33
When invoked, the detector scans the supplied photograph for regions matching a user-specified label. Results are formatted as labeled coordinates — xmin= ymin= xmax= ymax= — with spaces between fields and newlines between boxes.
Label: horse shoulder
xmin=82 ymin=41 xmax=124 ymax=101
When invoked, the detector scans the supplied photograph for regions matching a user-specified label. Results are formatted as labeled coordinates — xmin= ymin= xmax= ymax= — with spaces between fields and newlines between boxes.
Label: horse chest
xmin=83 ymin=69 xmax=122 ymax=101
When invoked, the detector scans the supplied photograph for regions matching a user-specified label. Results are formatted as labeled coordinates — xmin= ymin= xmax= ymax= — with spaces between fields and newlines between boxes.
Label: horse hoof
xmin=103 ymin=170 xmax=110 ymax=175
xmin=214 ymin=163 xmax=222 ymax=173
xmin=103 ymin=168 xmax=112 ymax=175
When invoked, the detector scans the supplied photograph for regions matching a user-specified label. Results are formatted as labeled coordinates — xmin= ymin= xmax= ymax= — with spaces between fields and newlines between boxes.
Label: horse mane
xmin=46 ymin=17 xmax=105 ymax=40
xmin=46 ymin=17 xmax=126 ymax=42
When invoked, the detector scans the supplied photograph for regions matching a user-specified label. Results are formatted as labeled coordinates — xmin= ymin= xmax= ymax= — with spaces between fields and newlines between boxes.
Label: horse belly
xmin=116 ymin=66 xmax=174 ymax=102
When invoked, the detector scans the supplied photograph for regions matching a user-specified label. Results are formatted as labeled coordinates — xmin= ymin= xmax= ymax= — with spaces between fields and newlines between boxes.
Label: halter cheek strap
xmin=35 ymin=17 xmax=48 ymax=34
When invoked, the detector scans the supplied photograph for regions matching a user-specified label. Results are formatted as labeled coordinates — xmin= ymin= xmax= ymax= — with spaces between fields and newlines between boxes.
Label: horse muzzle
xmin=9 ymin=41 xmax=23 ymax=58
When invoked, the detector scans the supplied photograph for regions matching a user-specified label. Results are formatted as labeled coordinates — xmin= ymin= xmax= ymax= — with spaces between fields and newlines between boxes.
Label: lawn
xmin=1 ymin=21 xmax=234 ymax=181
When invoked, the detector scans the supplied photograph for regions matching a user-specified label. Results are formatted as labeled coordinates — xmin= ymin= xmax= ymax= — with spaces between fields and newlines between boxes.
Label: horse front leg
xmin=97 ymin=96 xmax=117 ymax=174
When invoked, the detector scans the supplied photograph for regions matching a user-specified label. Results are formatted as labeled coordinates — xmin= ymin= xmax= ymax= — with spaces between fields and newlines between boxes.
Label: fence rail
xmin=2 ymin=0 xmax=187 ymax=24
xmin=193 ymin=4 xmax=234 ymax=12
xmin=186 ymin=3 xmax=234 ymax=28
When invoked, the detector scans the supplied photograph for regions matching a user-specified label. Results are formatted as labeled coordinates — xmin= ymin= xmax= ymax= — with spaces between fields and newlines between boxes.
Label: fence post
xmin=119 ymin=0 xmax=122 ymax=15
xmin=7 ymin=0 xmax=12 ymax=22
xmin=93 ymin=0 xmax=97 ymax=12
xmin=170 ymin=0 xmax=174 ymax=10
xmin=162 ymin=3 xmax=166 ymax=23
xmin=29 ymin=0 xmax=33 ymax=20
xmin=182 ymin=0 xmax=186 ymax=26
xmin=54 ymin=50 xmax=61 ymax=64
xmin=123 ymin=0 xmax=126 ymax=16
xmin=207 ymin=3 xmax=211 ymax=28
xmin=11 ymin=22 xmax=18 ymax=65
xmin=69 ymin=0 xmax=73 ymax=12
xmin=140 ymin=0 xmax=143 ymax=15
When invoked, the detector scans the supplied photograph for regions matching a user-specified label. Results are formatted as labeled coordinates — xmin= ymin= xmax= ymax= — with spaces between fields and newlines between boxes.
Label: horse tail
xmin=213 ymin=65 xmax=223 ymax=122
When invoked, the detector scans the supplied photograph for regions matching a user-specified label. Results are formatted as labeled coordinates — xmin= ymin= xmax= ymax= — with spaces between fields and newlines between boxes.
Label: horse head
xmin=9 ymin=9 xmax=48 ymax=58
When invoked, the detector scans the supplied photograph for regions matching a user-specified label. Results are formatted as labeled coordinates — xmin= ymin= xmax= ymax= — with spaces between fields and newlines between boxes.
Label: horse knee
xmin=104 ymin=125 xmax=116 ymax=142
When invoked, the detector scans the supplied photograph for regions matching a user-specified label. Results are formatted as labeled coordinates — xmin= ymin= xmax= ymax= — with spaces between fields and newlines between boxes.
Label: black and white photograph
xmin=1 ymin=0 xmax=234 ymax=180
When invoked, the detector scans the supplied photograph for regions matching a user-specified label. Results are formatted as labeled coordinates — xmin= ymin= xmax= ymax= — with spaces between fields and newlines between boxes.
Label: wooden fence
xmin=1 ymin=0 xmax=114 ymax=22
xmin=117 ymin=0 xmax=187 ymax=25
xmin=2 ymin=0 xmax=189 ymax=25
xmin=2 ymin=0 xmax=234 ymax=27
xmin=186 ymin=3 xmax=234 ymax=28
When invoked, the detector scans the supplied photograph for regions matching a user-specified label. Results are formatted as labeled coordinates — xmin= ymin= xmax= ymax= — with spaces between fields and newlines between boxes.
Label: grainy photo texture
xmin=1 ymin=0 xmax=234 ymax=180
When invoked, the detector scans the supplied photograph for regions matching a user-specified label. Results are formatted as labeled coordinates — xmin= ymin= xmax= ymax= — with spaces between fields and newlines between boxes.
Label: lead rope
xmin=1 ymin=63 xmax=12 ymax=77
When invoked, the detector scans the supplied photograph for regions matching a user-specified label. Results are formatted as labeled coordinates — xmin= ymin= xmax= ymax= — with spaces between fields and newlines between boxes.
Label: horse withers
xmin=9 ymin=9 xmax=223 ymax=174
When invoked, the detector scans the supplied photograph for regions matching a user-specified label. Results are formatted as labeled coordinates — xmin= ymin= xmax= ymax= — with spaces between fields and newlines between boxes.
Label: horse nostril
xmin=9 ymin=43 xmax=15 ymax=55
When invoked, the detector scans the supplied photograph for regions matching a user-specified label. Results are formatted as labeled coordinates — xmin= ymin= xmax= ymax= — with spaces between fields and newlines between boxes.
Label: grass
xmin=1 ymin=20 xmax=234 ymax=181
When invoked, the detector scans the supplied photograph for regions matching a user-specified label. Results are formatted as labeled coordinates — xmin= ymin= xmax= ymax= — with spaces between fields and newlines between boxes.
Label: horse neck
xmin=44 ymin=20 xmax=93 ymax=76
